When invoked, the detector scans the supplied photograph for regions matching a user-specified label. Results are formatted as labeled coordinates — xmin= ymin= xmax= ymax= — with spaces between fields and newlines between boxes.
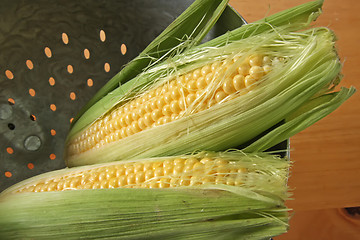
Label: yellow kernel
xmin=215 ymin=91 xmax=227 ymax=103
xmin=205 ymin=73 xmax=213 ymax=84
xmin=186 ymin=93 xmax=196 ymax=105
xmin=237 ymin=64 xmax=250 ymax=75
xmin=190 ymin=176 xmax=201 ymax=186
xmin=184 ymin=73 xmax=192 ymax=82
xmin=145 ymin=170 xmax=154 ymax=181
xmin=196 ymin=77 xmax=207 ymax=89
xmin=171 ymin=88 xmax=181 ymax=100
xmin=170 ymin=178 xmax=179 ymax=187
xmin=249 ymin=66 xmax=264 ymax=79
xmin=192 ymin=162 xmax=204 ymax=172
xmin=127 ymin=173 xmax=136 ymax=185
xmin=180 ymin=177 xmax=190 ymax=186
xmin=263 ymin=65 xmax=272 ymax=74
xmin=138 ymin=118 xmax=147 ymax=130
xmin=233 ymin=74 xmax=245 ymax=91
xmin=201 ymin=65 xmax=211 ymax=76
xmin=211 ymin=61 xmax=221 ymax=72
xmin=163 ymin=166 xmax=173 ymax=175
xmin=116 ymin=167 xmax=125 ymax=177
xmin=118 ymin=175 xmax=127 ymax=187
xmin=108 ymin=178 xmax=118 ymax=188
xmin=136 ymin=172 xmax=145 ymax=184
xmin=143 ymin=162 xmax=152 ymax=171
xmin=120 ymin=127 xmax=128 ymax=138
xmin=176 ymin=76 xmax=186 ymax=86
xmin=170 ymin=100 xmax=181 ymax=114
xmin=154 ymin=166 xmax=164 ymax=177
xmin=187 ymin=80 xmax=197 ymax=92
xmin=245 ymin=75 xmax=257 ymax=88
xmin=126 ymin=126 xmax=133 ymax=136
xmin=192 ymin=69 xmax=201 ymax=79
xmin=92 ymin=182 xmax=101 ymax=189
xmin=134 ymin=162 xmax=144 ymax=173
xmin=98 ymin=172 xmax=106 ymax=182
xmin=131 ymin=121 xmax=141 ymax=133
xmin=200 ymin=157 xmax=212 ymax=164
xmin=149 ymin=181 xmax=158 ymax=188
xmin=162 ymin=104 xmax=172 ymax=116
xmin=100 ymin=181 xmax=109 ymax=189
xmin=46 ymin=182 xmax=57 ymax=191
xmin=156 ymin=97 xmax=166 ymax=109
xmin=178 ymin=98 xmax=186 ymax=110
xmin=159 ymin=178 xmax=170 ymax=188
xmin=144 ymin=113 xmax=153 ymax=126
xmin=151 ymin=109 xmax=161 ymax=121
xmin=164 ymin=92 xmax=172 ymax=104
xmin=125 ymin=165 xmax=134 ymax=175
xmin=202 ymin=176 xmax=215 ymax=184
xmin=248 ymin=54 xmax=262 ymax=67
xmin=144 ymin=102 xmax=152 ymax=113
xmin=185 ymin=157 xmax=198 ymax=166
xmin=222 ymin=78 xmax=236 ymax=94
xmin=162 ymin=116 xmax=171 ymax=124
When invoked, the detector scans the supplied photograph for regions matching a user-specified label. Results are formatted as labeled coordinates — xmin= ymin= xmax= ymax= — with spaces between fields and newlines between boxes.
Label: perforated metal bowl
xmin=0 ymin=0 xmax=247 ymax=192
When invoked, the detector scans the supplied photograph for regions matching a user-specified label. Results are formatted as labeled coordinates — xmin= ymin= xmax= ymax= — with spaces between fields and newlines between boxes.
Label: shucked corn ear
xmin=65 ymin=23 xmax=352 ymax=166
xmin=71 ymin=0 xmax=324 ymax=125
xmin=0 ymin=151 xmax=290 ymax=239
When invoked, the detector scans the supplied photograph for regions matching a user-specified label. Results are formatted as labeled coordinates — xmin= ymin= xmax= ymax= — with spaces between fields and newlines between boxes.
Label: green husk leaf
xmin=0 ymin=186 xmax=288 ymax=240
xmin=65 ymin=27 xmax=343 ymax=166
xmin=68 ymin=0 xmax=324 ymax=138
xmin=243 ymin=87 xmax=356 ymax=152
xmin=71 ymin=0 xmax=234 ymax=127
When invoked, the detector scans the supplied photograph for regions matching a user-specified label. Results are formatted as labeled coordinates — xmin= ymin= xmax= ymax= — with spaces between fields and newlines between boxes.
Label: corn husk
xmin=0 ymin=151 xmax=290 ymax=240
xmin=65 ymin=25 xmax=350 ymax=166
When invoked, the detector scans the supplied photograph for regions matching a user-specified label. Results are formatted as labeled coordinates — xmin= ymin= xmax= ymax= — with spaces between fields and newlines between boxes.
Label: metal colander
xmin=0 ymin=0 xmax=247 ymax=192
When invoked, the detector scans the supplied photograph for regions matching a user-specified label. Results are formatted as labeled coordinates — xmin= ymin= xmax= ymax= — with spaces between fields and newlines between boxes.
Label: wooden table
xmin=229 ymin=0 xmax=360 ymax=239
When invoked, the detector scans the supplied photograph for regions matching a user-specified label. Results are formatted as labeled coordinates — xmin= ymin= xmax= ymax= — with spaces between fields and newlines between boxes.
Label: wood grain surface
xmin=229 ymin=0 xmax=360 ymax=239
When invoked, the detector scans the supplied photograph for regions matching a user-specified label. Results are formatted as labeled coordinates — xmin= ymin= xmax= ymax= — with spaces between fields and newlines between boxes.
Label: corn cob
xmin=1 ymin=151 xmax=289 ymax=198
xmin=72 ymin=0 xmax=323 ymax=126
xmin=67 ymin=53 xmax=274 ymax=158
xmin=65 ymin=25 xmax=345 ymax=167
xmin=0 ymin=152 xmax=290 ymax=239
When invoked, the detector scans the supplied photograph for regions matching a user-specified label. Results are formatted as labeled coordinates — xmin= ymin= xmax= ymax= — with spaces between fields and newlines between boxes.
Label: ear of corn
xmin=69 ymin=0 xmax=323 ymax=136
xmin=71 ymin=0 xmax=323 ymax=128
xmin=1 ymin=151 xmax=289 ymax=199
xmin=71 ymin=0 xmax=237 ymax=126
xmin=0 ymin=151 xmax=289 ymax=239
xmin=65 ymin=25 xmax=346 ymax=167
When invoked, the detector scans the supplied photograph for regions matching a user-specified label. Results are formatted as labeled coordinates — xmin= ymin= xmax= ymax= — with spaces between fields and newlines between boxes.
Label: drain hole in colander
xmin=8 ymin=123 xmax=15 ymax=130
xmin=8 ymin=98 xmax=15 ymax=105
xmin=30 ymin=114 xmax=36 ymax=121
xmin=121 ymin=44 xmax=127 ymax=55
xmin=5 ymin=70 xmax=14 ymax=80
xmin=26 ymin=60 xmax=34 ymax=70
xmin=24 ymin=135 xmax=41 ymax=151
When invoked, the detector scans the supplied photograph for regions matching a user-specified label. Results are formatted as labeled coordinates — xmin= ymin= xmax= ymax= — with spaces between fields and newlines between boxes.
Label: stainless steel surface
xmin=0 ymin=0 xmax=246 ymax=191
